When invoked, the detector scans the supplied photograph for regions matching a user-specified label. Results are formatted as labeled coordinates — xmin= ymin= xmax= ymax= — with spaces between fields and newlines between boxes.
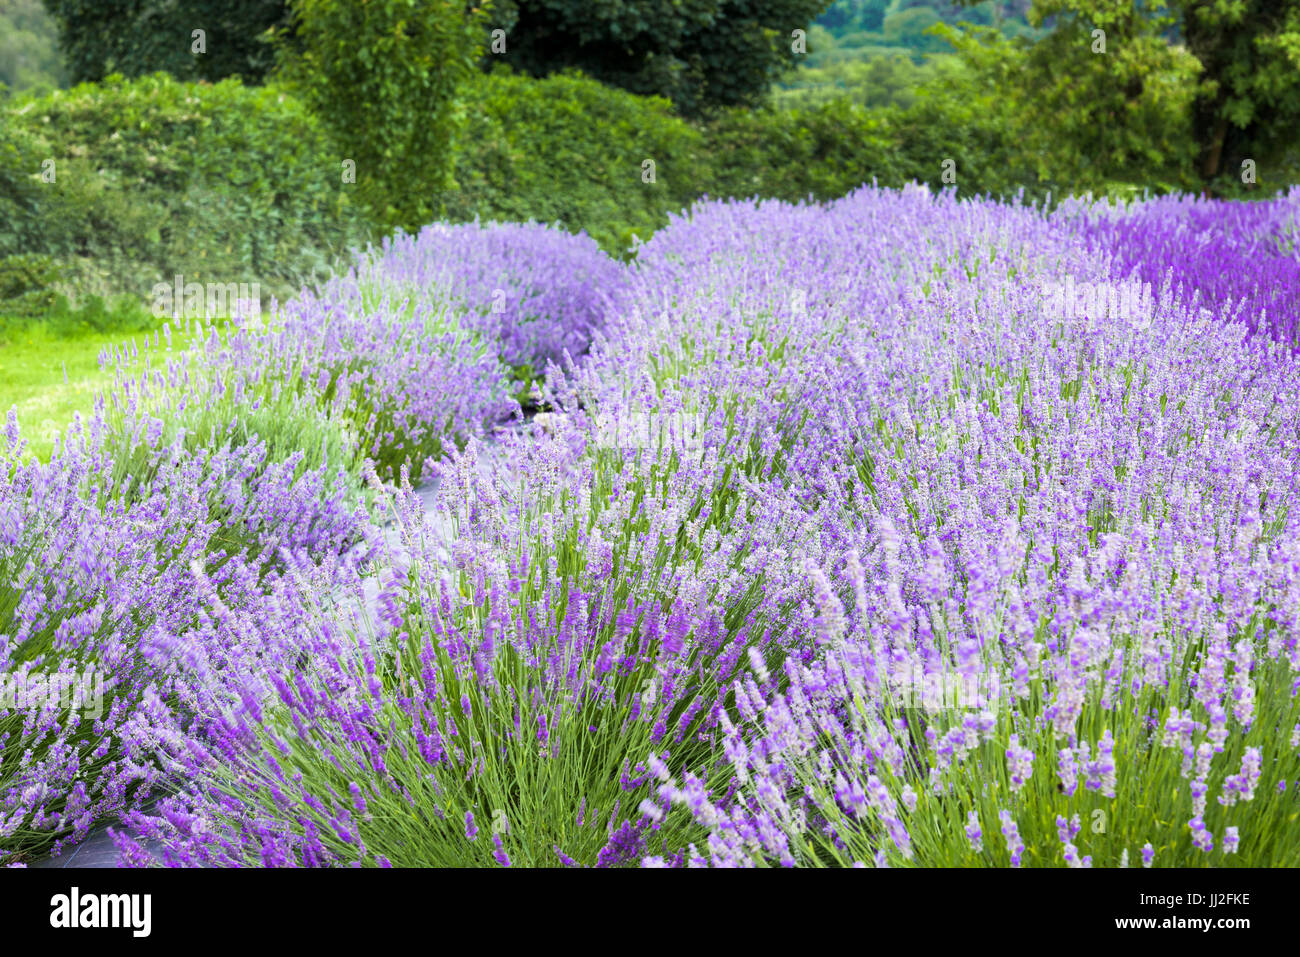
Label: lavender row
xmin=100 ymin=186 xmax=1300 ymax=868
xmin=2 ymin=221 xmax=619 ymax=864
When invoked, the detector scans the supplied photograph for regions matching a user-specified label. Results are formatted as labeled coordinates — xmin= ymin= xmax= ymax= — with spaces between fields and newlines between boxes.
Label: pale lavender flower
xmin=1058 ymin=747 xmax=1078 ymax=796
xmin=1006 ymin=734 xmax=1035 ymax=792
xmin=1222 ymin=826 xmax=1239 ymax=854
xmin=1188 ymin=817 xmax=1213 ymax=853
xmin=965 ymin=810 xmax=983 ymax=853
xmin=999 ymin=810 xmax=1024 ymax=868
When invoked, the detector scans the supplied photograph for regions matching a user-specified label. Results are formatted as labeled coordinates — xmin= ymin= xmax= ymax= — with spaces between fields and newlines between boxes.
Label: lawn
xmin=0 ymin=320 xmax=200 ymax=461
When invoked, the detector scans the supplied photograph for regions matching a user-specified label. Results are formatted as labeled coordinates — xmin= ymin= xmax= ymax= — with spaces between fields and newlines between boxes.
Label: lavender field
xmin=4 ymin=185 xmax=1300 ymax=869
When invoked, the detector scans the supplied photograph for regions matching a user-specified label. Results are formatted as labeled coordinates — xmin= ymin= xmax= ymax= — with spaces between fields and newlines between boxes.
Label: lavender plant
xmin=356 ymin=221 xmax=626 ymax=376
xmin=0 ymin=408 xmax=374 ymax=864
xmin=112 ymin=401 xmax=821 ymax=867
xmin=14 ymin=183 xmax=1298 ymax=870
xmin=1058 ymin=187 xmax=1300 ymax=347
xmin=629 ymin=190 xmax=1300 ymax=867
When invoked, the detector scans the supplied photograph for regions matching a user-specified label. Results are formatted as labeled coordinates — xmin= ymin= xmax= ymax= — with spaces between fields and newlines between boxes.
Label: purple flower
xmin=1188 ymin=817 xmax=1213 ymax=853
xmin=999 ymin=810 xmax=1024 ymax=868
xmin=553 ymin=846 xmax=580 ymax=867
xmin=965 ymin=811 xmax=983 ymax=853
xmin=349 ymin=782 xmax=367 ymax=817
xmin=597 ymin=820 xmax=647 ymax=868
xmin=1005 ymin=735 xmax=1034 ymax=792
xmin=491 ymin=833 xmax=512 ymax=867
xmin=1057 ymin=748 xmax=1078 ymax=797
xmin=1222 ymin=827 xmax=1239 ymax=855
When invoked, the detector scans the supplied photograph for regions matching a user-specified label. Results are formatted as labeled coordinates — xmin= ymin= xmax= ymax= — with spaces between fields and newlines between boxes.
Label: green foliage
xmin=0 ymin=254 xmax=156 ymax=337
xmin=0 ymin=119 xmax=63 ymax=258
xmin=446 ymin=70 xmax=709 ymax=256
xmin=817 ymin=0 xmax=892 ymax=32
xmin=2 ymin=66 xmax=706 ymax=312
xmin=44 ymin=293 xmax=157 ymax=337
xmin=40 ymin=0 xmax=289 ymax=84
xmin=0 ymin=73 xmax=369 ymax=306
xmin=0 ymin=253 xmax=62 ymax=319
xmin=883 ymin=5 xmax=948 ymax=52
xmin=773 ymin=50 xmax=958 ymax=110
xmin=780 ymin=1 xmax=1045 ymax=110
xmin=811 ymin=0 xmax=1038 ymax=54
xmin=486 ymin=0 xmax=834 ymax=116
xmin=936 ymin=9 xmax=1200 ymax=195
xmin=886 ymin=59 xmax=1042 ymax=198
xmin=936 ymin=0 xmax=1300 ymax=194
xmin=275 ymin=0 xmax=486 ymax=234
xmin=1176 ymin=0 xmax=1300 ymax=190
xmin=0 ymin=0 xmax=65 ymax=95
xmin=707 ymin=71 xmax=1034 ymax=203
xmin=705 ymin=99 xmax=900 ymax=203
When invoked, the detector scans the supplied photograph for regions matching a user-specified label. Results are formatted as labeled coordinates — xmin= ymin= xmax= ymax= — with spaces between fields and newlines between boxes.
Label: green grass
xmin=0 ymin=317 xmax=208 ymax=462
xmin=0 ymin=324 xmax=118 ymax=461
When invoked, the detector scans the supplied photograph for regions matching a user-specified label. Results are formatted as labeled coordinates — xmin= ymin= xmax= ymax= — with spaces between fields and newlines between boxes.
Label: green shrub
xmin=0 ymin=122 xmax=75 ymax=259
xmin=704 ymin=98 xmax=900 ymax=204
xmin=0 ymin=254 xmax=63 ymax=319
xmin=885 ymin=78 xmax=1045 ymax=202
xmin=445 ymin=70 xmax=709 ymax=256
xmin=0 ymin=255 xmax=161 ymax=340
xmin=45 ymin=293 xmax=158 ymax=337
xmin=704 ymin=82 xmax=1043 ymax=205
xmin=0 ymin=74 xmax=372 ymax=306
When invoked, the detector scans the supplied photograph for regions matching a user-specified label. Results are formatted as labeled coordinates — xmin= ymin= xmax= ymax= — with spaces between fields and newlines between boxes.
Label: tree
xmin=41 ymin=0 xmax=290 ymax=84
xmin=1175 ymin=0 xmax=1300 ymax=188
xmin=0 ymin=0 xmax=66 ymax=95
xmin=884 ymin=6 xmax=948 ymax=54
xmin=484 ymin=0 xmax=834 ymax=116
xmin=274 ymin=0 xmax=488 ymax=233
xmin=947 ymin=0 xmax=1300 ymax=193
xmin=859 ymin=0 xmax=892 ymax=30
xmin=815 ymin=0 xmax=891 ymax=32
xmin=815 ymin=0 xmax=857 ymax=31
xmin=942 ymin=1 xmax=1200 ymax=194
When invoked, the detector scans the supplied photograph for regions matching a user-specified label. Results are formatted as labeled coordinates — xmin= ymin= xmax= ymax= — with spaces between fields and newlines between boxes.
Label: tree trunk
xmin=1202 ymin=115 xmax=1228 ymax=180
